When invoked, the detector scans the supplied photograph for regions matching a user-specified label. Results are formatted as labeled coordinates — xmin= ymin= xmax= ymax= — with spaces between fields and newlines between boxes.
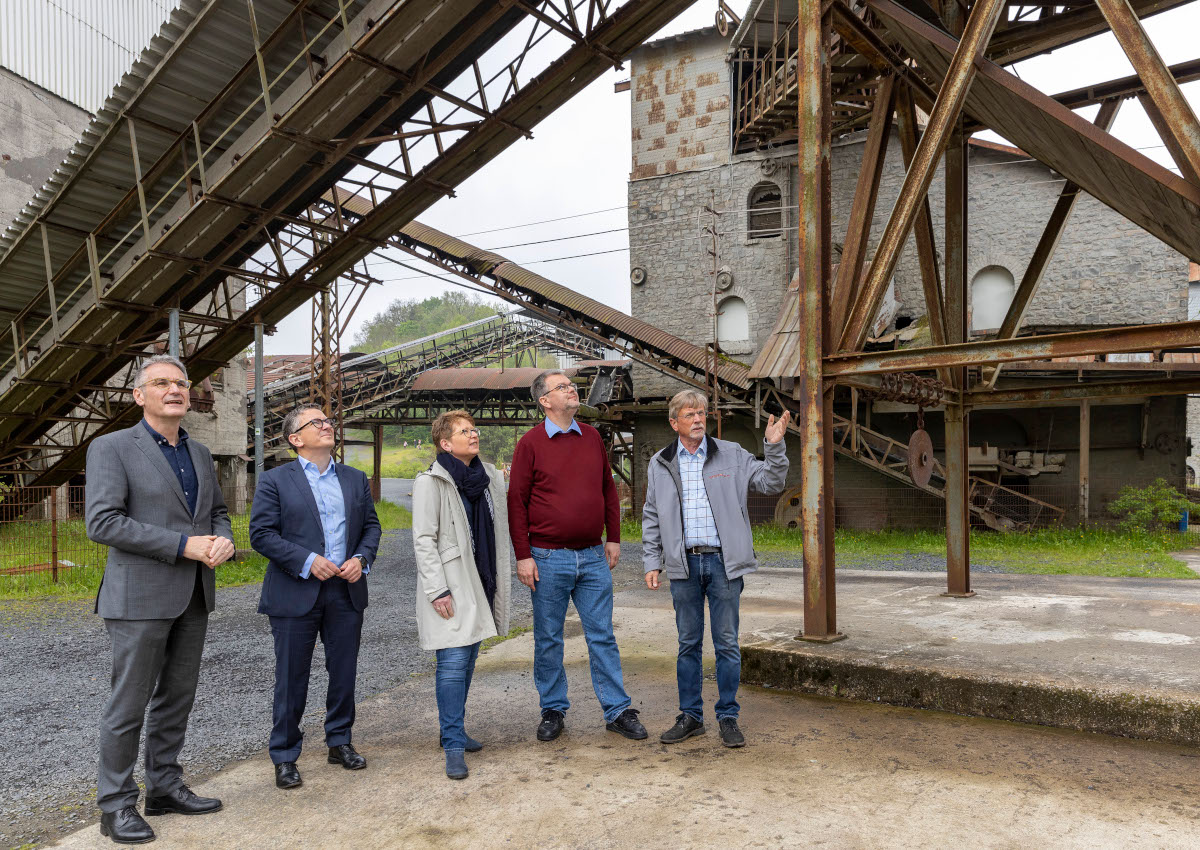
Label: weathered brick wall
xmin=629 ymin=28 xmax=731 ymax=180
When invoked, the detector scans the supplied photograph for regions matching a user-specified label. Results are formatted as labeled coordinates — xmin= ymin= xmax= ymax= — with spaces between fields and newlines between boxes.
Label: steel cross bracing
xmin=377 ymin=217 xmax=1076 ymax=532
xmin=0 ymin=0 xmax=695 ymax=490
xmin=728 ymin=0 xmax=1200 ymax=637
xmin=249 ymin=308 xmax=606 ymax=450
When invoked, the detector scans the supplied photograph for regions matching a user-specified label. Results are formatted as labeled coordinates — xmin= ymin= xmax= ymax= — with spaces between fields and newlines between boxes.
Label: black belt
xmin=685 ymin=545 xmax=721 ymax=555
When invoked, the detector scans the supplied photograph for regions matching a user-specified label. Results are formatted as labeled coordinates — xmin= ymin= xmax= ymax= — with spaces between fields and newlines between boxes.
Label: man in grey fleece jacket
xmin=642 ymin=389 xmax=790 ymax=748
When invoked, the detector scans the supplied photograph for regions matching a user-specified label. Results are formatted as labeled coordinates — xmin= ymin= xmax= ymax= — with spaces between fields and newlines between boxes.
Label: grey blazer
xmin=85 ymin=422 xmax=233 ymax=620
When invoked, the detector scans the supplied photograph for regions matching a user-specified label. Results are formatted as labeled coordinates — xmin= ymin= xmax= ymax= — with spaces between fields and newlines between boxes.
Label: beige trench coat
xmin=412 ymin=460 xmax=511 ymax=651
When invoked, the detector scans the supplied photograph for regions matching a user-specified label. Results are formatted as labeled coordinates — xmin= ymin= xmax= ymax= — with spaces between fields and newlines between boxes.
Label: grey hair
xmin=281 ymin=404 xmax=325 ymax=453
xmin=134 ymin=354 xmax=188 ymax=388
xmin=531 ymin=369 xmax=570 ymax=402
xmin=669 ymin=389 xmax=708 ymax=421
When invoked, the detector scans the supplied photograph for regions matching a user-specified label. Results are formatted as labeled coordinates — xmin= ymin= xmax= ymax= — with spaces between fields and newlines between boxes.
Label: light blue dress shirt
xmin=677 ymin=439 xmax=721 ymax=548
xmin=298 ymin=455 xmax=367 ymax=579
xmin=544 ymin=418 xmax=582 ymax=438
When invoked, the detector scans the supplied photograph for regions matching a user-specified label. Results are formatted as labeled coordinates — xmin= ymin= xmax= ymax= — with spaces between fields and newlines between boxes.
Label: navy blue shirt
xmin=142 ymin=419 xmax=197 ymax=557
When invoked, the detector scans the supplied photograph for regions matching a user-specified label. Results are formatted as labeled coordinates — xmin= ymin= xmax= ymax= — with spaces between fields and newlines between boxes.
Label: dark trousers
xmin=99 ymin=569 xmax=208 ymax=813
xmin=268 ymin=577 xmax=363 ymax=764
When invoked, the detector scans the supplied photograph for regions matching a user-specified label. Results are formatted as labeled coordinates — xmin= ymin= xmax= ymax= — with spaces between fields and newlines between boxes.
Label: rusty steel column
xmin=371 ymin=423 xmax=383 ymax=502
xmin=943 ymin=111 xmax=973 ymax=598
xmin=1096 ymin=0 xmax=1200 ymax=185
xmin=838 ymin=0 xmax=1004 ymax=353
xmin=1079 ymin=400 xmax=1090 ymax=526
xmin=796 ymin=0 xmax=842 ymax=642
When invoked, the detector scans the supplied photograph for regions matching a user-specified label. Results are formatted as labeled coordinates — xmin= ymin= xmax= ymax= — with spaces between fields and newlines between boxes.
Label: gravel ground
xmin=0 ymin=528 xmax=552 ymax=849
xmin=1 ymin=525 xmax=968 ymax=847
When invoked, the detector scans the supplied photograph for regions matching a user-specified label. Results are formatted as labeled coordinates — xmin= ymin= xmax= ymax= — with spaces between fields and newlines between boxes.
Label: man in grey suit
xmin=86 ymin=354 xmax=235 ymax=844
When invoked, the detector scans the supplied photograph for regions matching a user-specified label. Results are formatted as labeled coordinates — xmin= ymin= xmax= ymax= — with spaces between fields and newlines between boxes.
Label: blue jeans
xmin=669 ymin=552 xmax=743 ymax=722
xmin=530 ymin=544 xmax=631 ymax=723
xmin=435 ymin=642 xmax=481 ymax=750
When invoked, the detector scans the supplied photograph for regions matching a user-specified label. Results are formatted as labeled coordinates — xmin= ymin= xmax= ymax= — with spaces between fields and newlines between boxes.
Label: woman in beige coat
xmin=412 ymin=410 xmax=510 ymax=780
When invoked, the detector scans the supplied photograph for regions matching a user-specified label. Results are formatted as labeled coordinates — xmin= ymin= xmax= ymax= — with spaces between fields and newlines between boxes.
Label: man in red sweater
xmin=508 ymin=370 xmax=647 ymax=743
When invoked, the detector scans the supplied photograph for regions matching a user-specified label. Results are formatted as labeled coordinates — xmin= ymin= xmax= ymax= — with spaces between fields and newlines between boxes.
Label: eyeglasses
xmin=543 ymin=382 xmax=576 ymax=395
xmin=295 ymin=417 xmax=337 ymax=433
xmin=140 ymin=377 xmax=192 ymax=391
xmin=673 ymin=410 xmax=708 ymax=422
xmin=454 ymin=427 xmax=481 ymax=437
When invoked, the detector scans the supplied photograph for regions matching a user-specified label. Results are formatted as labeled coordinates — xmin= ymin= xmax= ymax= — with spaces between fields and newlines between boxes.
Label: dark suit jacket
xmin=249 ymin=459 xmax=381 ymax=618
xmin=85 ymin=423 xmax=232 ymax=619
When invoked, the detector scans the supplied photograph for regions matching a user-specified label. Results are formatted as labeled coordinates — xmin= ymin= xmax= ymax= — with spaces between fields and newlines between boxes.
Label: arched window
xmin=717 ymin=296 xmax=750 ymax=343
xmin=747 ymin=181 xmax=782 ymax=239
xmin=971 ymin=265 xmax=1016 ymax=331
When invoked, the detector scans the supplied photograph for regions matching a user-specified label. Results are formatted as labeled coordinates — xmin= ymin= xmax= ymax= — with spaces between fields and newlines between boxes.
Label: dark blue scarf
xmin=436 ymin=453 xmax=497 ymax=607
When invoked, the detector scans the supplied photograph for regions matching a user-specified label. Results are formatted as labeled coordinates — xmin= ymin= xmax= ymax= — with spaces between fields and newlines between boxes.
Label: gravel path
xmin=0 ymin=528 xmax=544 ymax=849
xmin=1 ymin=528 xmax=968 ymax=847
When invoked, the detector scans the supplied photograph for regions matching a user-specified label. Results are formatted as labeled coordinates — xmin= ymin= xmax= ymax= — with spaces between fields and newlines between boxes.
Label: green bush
xmin=1106 ymin=478 xmax=1200 ymax=533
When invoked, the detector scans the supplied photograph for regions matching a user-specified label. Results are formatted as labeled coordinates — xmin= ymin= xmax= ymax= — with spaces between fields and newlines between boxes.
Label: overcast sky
xmin=243 ymin=2 xmax=1200 ymax=356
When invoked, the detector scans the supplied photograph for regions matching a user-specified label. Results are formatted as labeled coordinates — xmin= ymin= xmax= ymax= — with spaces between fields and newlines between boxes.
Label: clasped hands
xmin=182 ymin=535 xmax=235 ymax=569
xmin=310 ymin=555 xmax=364 ymax=583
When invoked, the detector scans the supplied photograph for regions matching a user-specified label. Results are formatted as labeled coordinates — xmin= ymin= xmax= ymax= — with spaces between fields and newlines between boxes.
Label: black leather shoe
xmin=144 ymin=784 xmax=222 ymax=816
xmin=99 ymin=805 xmax=155 ymax=844
xmin=537 ymin=709 xmax=564 ymax=741
xmin=328 ymin=743 xmax=367 ymax=770
xmin=719 ymin=717 xmax=746 ymax=748
xmin=660 ymin=713 xmax=706 ymax=744
xmin=275 ymin=761 xmax=302 ymax=789
xmin=606 ymin=708 xmax=648 ymax=740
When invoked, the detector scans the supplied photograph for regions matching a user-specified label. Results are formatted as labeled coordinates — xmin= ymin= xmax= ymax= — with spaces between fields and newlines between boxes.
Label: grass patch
xmin=619 ymin=521 xmax=1197 ymax=580
xmin=346 ymin=445 xmax=435 ymax=479
xmin=0 ymin=498 xmax=411 ymax=601
xmin=375 ymin=499 xmax=412 ymax=530
xmin=0 ymin=553 xmax=271 ymax=601
xmin=482 ymin=624 xmax=532 ymax=650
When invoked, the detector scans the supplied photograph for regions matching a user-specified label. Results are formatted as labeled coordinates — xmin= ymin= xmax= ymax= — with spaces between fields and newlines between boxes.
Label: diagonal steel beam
xmin=1095 ymin=0 xmax=1200 ymax=186
xmin=983 ymin=97 xmax=1123 ymax=388
xmin=838 ymin=0 xmax=1005 ymax=354
xmin=831 ymin=74 xmax=895 ymax=335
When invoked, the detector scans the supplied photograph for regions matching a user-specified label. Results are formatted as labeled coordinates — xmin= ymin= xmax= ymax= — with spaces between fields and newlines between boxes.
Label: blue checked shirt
xmin=677 ymin=439 xmax=721 ymax=548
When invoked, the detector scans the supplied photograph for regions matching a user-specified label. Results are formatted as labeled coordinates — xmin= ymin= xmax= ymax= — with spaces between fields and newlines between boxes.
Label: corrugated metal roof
xmin=0 ymin=0 xmax=178 ymax=112
xmin=412 ymin=366 xmax=578 ymax=392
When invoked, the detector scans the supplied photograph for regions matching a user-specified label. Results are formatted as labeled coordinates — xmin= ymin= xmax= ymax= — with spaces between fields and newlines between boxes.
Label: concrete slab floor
xmin=50 ymin=570 xmax=1200 ymax=849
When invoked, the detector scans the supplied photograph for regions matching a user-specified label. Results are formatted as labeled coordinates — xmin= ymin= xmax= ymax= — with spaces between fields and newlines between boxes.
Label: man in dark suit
xmin=249 ymin=405 xmax=381 ymax=790
xmin=86 ymin=354 xmax=234 ymax=844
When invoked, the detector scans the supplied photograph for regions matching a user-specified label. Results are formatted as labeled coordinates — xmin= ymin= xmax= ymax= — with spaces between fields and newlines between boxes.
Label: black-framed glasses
xmin=295 ymin=417 xmax=337 ymax=433
xmin=140 ymin=377 xmax=192 ymax=391
xmin=543 ymin=382 xmax=576 ymax=395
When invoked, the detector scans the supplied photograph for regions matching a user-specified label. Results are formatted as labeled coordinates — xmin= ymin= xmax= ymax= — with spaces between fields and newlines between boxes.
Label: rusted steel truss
xmin=726 ymin=0 xmax=1200 ymax=632
xmin=251 ymin=310 xmax=606 ymax=450
xmin=0 ymin=0 xmax=692 ymax=490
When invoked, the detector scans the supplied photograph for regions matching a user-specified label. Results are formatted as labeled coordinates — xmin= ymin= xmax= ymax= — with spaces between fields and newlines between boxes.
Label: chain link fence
xmin=0 ymin=485 xmax=254 ymax=597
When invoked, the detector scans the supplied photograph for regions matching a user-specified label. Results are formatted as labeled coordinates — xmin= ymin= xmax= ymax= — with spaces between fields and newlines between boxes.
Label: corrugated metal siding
xmin=0 ymin=0 xmax=177 ymax=111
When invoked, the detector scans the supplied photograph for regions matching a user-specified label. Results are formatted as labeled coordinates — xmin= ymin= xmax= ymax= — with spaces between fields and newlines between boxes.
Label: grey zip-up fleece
xmin=642 ymin=435 xmax=789 ymax=581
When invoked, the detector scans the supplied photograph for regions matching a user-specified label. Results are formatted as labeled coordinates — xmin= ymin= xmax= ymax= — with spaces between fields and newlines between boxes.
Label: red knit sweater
xmin=507 ymin=420 xmax=621 ymax=560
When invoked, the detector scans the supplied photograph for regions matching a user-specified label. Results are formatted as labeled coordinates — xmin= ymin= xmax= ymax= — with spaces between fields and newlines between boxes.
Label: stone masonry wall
xmin=629 ymin=27 xmax=730 ymax=181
